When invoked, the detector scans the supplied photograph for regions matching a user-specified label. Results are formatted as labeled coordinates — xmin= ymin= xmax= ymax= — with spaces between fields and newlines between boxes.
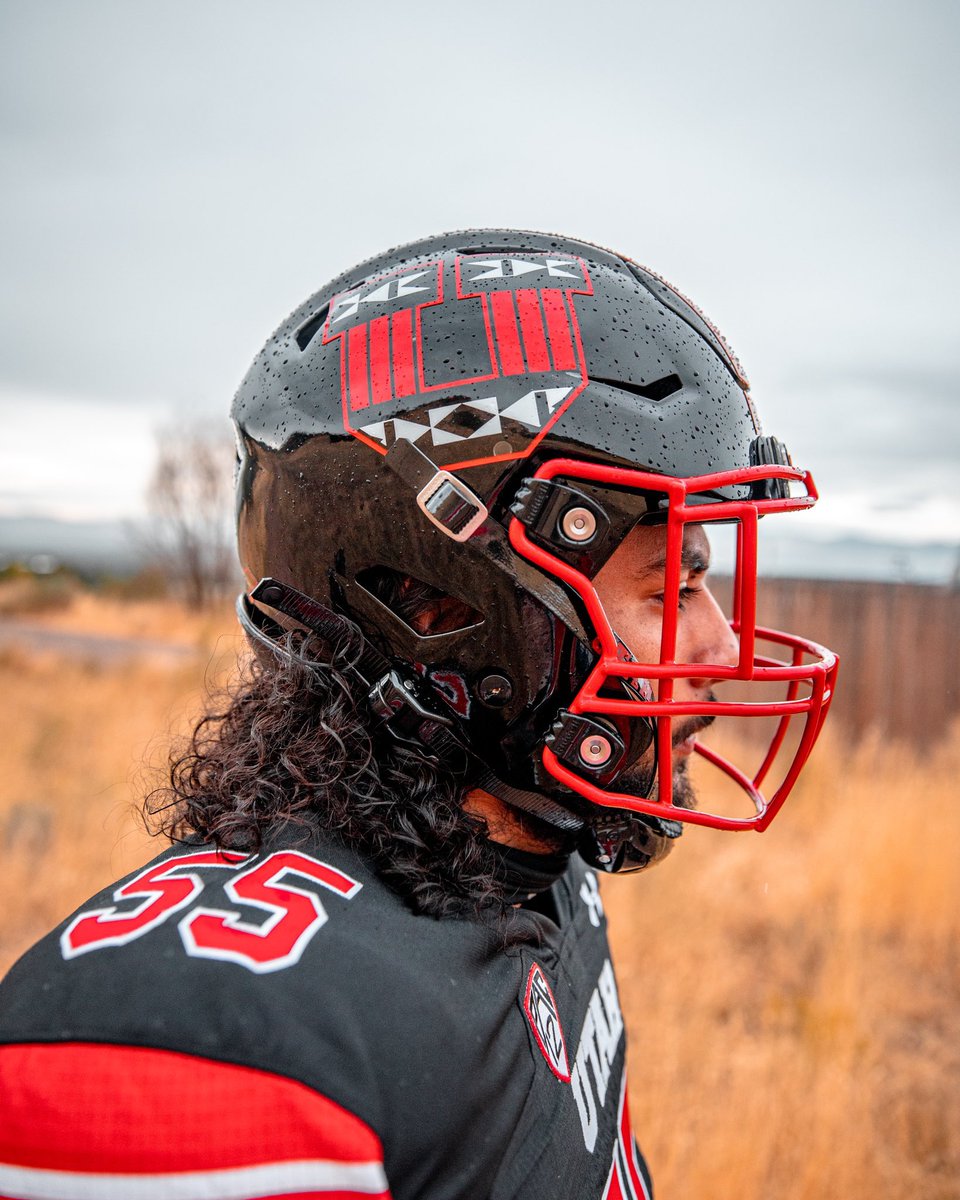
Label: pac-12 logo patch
xmin=523 ymin=962 xmax=570 ymax=1082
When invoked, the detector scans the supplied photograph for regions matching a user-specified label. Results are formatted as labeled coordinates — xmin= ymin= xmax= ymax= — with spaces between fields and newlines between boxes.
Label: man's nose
xmin=687 ymin=587 xmax=740 ymax=688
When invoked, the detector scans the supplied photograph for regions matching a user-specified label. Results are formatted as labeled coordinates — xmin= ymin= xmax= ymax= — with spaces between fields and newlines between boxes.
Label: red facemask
xmin=509 ymin=458 xmax=839 ymax=832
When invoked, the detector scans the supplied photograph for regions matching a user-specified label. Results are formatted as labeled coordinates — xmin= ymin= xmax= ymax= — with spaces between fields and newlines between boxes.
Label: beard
xmin=613 ymin=712 xmax=715 ymax=811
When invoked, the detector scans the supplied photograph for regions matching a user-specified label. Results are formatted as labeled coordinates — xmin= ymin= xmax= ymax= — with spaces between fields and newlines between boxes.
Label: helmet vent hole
xmin=455 ymin=244 xmax=541 ymax=256
xmin=592 ymin=373 xmax=683 ymax=402
xmin=295 ymin=304 xmax=330 ymax=351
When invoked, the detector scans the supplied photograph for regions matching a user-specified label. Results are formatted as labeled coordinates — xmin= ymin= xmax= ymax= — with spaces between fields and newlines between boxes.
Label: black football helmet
xmin=232 ymin=229 xmax=837 ymax=872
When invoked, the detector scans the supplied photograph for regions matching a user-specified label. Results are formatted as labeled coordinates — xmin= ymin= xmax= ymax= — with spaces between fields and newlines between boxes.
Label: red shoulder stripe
xmin=0 ymin=1042 xmax=390 ymax=1198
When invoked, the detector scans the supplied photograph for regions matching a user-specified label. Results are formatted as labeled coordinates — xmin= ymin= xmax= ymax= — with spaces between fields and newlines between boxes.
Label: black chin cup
xmin=579 ymin=810 xmax=683 ymax=874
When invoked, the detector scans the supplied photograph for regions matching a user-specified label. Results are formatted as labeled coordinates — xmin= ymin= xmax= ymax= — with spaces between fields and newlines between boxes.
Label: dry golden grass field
xmin=1 ymin=594 xmax=958 ymax=1198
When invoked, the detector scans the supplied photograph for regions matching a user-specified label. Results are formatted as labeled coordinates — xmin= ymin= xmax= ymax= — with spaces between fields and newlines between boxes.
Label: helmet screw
xmin=477 ymin=673 xmax=513 ymax=707
xmin=579 ymin=735 xmax=612 ymax=767
xmin=560 ymin=506 xmax=597 ymax=543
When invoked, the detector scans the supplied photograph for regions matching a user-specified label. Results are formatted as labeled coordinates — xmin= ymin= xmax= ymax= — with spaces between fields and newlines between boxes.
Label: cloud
xmin=0 ymin=388 xmax=164 ymax=520
xmin=0 ymin=0 xmax=957 ymax=541
xmin=746 ymin=357 xmax=959 ymax=540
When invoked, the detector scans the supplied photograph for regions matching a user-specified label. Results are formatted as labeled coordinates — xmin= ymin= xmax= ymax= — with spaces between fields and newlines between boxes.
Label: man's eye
xmin=651 ymin=585 xmax=700 ymax=609
xmin=676 ymin=585 xmax=704 ymax=610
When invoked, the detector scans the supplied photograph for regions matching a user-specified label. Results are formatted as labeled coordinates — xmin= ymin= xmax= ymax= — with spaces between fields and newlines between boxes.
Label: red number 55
xmin=61 ymin=850 xmax=362 ymax=973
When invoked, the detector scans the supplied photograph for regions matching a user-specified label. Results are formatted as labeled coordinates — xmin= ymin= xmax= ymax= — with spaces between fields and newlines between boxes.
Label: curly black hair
xmin=145 ymin=617 xmax=514 ymax=919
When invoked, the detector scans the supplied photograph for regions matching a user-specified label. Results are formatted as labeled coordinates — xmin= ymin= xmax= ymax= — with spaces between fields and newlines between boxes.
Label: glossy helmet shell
xmin=232 ymin=229 xmax=760 ymax=803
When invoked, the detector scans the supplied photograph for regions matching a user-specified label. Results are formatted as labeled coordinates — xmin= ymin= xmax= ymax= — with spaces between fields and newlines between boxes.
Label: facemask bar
xmin=508 ymin=458 xmax=839 ymax=832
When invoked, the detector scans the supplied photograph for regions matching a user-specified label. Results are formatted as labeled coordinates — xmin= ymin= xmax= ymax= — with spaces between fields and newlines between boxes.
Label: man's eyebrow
xmin=638 ymin=546 xmax=711 ymax=578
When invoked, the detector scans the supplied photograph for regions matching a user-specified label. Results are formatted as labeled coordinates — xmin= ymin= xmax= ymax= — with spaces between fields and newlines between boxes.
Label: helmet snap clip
xmin=368 ymin=669 xmax=455 ymax=751
xmin=417 ymin=471 xmax=488 ymax=542
xmin=545 ymin=712 xmax=626 ymax=778
xmin=579 ymin=734 xmax=613 ymax=767
xmin=561 ymin=506 xmax=597 ymax=543
xmin=510 ymin=479 xmax=609 ymax=553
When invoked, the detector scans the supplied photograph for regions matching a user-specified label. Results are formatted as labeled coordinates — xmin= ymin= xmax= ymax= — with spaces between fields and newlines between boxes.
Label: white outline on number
xmin=178 ymin=851 xmax=362 ymax=974
xmin=60 ymin=851 xmax=246 ymax=960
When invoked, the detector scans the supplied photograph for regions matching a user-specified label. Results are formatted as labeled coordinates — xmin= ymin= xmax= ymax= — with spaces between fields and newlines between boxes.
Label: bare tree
xmin=143 ymin=420 xmax=237 ymax=607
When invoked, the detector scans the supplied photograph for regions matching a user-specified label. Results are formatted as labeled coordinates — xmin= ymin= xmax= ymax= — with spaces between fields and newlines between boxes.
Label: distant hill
xmin=742 ymin=530 xmax=958 ymax=586
xmin=0 ymin=513 xmax=956 ymax=586
xmin=0 ymin=515 xmax=145 ymax=576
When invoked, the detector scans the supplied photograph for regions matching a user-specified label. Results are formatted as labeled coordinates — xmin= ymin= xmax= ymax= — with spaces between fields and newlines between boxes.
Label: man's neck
xmin=462 ymin=787 xmax=569 ymax=854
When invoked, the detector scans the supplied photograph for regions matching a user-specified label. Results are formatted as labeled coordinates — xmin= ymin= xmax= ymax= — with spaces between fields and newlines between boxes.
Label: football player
xmin=0 ymin=230 xmax=837 ymax=1200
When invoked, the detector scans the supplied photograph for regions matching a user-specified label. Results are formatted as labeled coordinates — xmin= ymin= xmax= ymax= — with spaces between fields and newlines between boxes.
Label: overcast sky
xmin=1 ymin=0 xmax=957 ymax=547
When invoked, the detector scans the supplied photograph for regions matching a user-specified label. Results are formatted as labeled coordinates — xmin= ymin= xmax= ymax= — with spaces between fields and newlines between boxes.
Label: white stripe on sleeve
xmin=0 ymin=1157 xmax=389 ymax=1200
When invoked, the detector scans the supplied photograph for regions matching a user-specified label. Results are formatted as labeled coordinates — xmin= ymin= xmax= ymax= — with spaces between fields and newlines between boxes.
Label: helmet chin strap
xmin=471 ymin=768 xmax=585 ymax=833
xmin=475 ymin=765 xmax=682 ymax=874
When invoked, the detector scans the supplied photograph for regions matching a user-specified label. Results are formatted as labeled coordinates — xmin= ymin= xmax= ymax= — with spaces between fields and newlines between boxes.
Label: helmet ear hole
xmin=356 ymin=566 xmax=483 ymax=636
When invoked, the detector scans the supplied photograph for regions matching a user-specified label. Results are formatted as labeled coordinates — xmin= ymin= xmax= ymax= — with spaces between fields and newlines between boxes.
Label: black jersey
xmin=0 ymin=831 xmax=652 ymax=1200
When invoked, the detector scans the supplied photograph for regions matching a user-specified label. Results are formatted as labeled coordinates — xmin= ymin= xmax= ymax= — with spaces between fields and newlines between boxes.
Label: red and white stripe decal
xmin=488 ymin=291 xmax=525 ymax=376
xmin=617 ymin=1072 xmax=650 ymax=1200
xmin=0 ymin=1043 xmax=391 ymax=1200
xmin=514 ymin=289 xmax=551 ymax=372
xmin=540 ymin=290 xmax=577 ymax=370
xmin=601 ymin=1158 xmax=628 ymax=1200
xmin=389 ymin=309 xmax=416 ymax=398
xmin=367 ymin=315 xmax=392 ymax=407
xmin=346 ymin=324 xmax=370 ymax=412
xmin=601 ymin=1072 xmax=651 ymax=1200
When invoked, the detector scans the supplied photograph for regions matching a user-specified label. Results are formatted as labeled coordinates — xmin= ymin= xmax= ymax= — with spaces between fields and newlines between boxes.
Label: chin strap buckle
xmin=368 ymin=669 xmax=453 ymax=738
